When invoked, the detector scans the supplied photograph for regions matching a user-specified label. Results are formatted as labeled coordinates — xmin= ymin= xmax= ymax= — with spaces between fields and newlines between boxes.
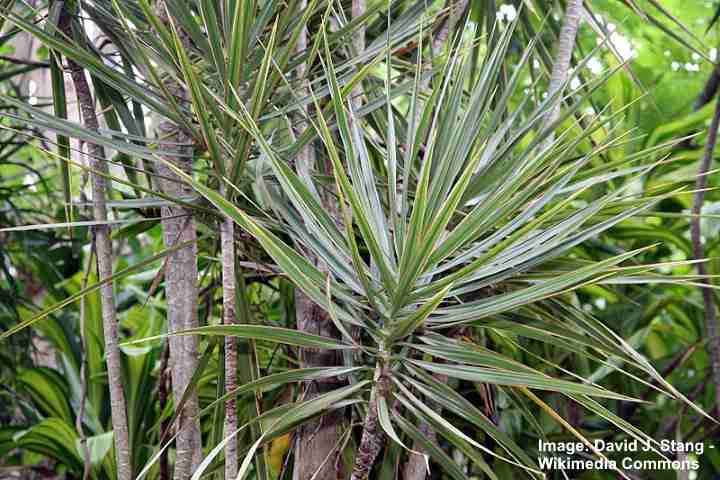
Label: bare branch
xmin=59 ymin=7 xmax=132 ymax=480
xmin=690 ymin=85 xmax=720 ymax=415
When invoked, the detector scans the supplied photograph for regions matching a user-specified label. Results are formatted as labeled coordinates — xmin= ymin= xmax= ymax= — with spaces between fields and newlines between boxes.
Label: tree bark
xmin=221 ymin=203 xmax=239 ymax=479
xmin=158 ymin=94 xmax=203 ymax=480
xmin=431 ymin=0 xmax=468 ymax=57
xmin=158 ymin=344 xmax=171 ymax=480
xmin=690 ymin=90 xmax=720 ymax=414
xmin=351 ymin=0 xmax=365 ymax=53
xmin=401 ymin=374 xmax=447 ymax=480
xmin=350 ymin=398 xmax=383 ymax=480
xmin=350 ymin=365 xmax=389 ymax=480
xmin=413 ymin=0 xmax=468 ymax=135
xmin=293 ymin=297 xmax=346 ymax=480
xmin=403 ymin=423 xmax=433 ymax=480
xmin=543 ymin=0 xmax=583 ymax=144
xmin=351 ymin=0 xmax=366 ymax=110
xmin=154 ymin=2 xmax=202 ymax=478
xmin=675 ymin=66 xmax=720 ymax=150
xmin=695 ymin=65 xmax=720 ymax=111
xmin=59 ymin=9 xmax=132 ymax=480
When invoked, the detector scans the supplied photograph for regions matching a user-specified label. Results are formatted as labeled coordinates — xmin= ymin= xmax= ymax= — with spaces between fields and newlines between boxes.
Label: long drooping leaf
xmin=409 ymin=360 xmax=639 ymax=401
xmin=126 ymin=324 xmax=355 ymax=350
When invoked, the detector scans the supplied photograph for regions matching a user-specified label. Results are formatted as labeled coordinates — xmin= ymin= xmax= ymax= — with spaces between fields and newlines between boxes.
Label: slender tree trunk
xmin=158 ymin=344 xmax=171 ymax=480
xmin=543 ymin=0 xmax=583 ymax=144
xmin=402 ymin=374 xmax=447 ymax=480
xmin=431 ymin=0 xmax=467 ymax=57
xmin=695 ymin=65 xmax=720 ymax=111
xmin=350 ymin=398 xmax=382 ymax=480
xmin=675 ymin=66 xmax=720 ymax=150
xmin=154 ymin=2 xmax=202 ymax=478
xmin=350 ymin=364 xmax=389 ymax=480
xmin=59 ymin=10 xmax=132 ymax=480
xmin=293 ymin=296 xmax=346 ymax=480
xmin=413 ymin=0 xmax=467 ymax=133
xmin=691 ymin=91 xmax=720 ymax=413
xmin=221 ymin=191 xmax=239 ymax=479
xmin=351 ymin=0 xmax=365 ymax=53
xmin=158 ymin=96 xmax=203 ymax=480
xmin=292 ymin=5 xmax=346 ymax=479
xmin=403 ymin=424 xmax=434 ymax=480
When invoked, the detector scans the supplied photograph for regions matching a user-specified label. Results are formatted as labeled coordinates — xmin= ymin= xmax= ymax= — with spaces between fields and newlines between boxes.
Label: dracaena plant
xmin=157 ymin=21 xmax=709 ymax=479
